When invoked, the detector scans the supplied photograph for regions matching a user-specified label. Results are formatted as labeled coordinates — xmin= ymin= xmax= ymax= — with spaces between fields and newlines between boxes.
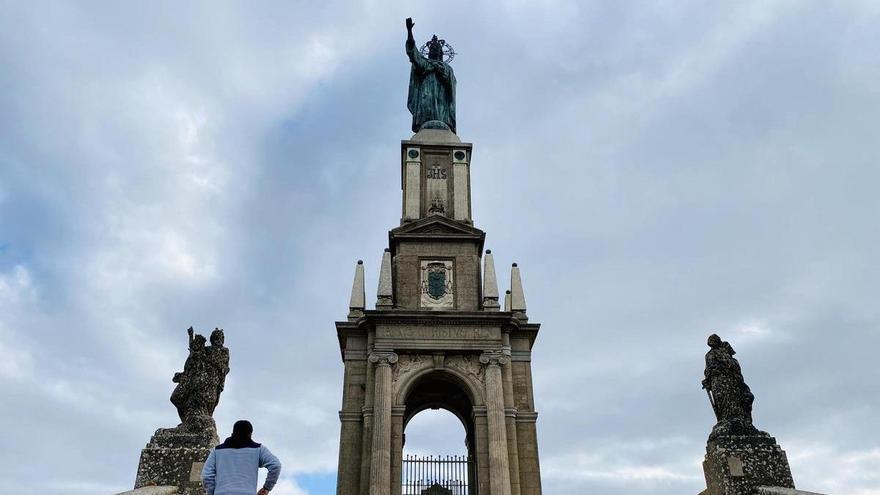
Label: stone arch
xmin=392 ymin=364 xmax=485 ymax=495
xmin=395 ymin=362 xmax=485 ymax=409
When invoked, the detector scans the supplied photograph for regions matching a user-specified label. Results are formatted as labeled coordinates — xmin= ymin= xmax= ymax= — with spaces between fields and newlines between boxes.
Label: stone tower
xmin=334 ymin=126 xmax=543 ymax=495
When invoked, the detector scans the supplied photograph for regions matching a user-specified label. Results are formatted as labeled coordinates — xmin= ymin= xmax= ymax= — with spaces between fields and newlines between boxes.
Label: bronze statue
xmin=702 ymin=334 xmax=765 ymax=439
xmin=405 ymin=17 xmax=456 ymax=134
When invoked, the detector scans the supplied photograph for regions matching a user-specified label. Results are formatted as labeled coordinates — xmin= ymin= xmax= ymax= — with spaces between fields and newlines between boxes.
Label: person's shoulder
xmin=216 ymin=440 xmax=261 ymax=450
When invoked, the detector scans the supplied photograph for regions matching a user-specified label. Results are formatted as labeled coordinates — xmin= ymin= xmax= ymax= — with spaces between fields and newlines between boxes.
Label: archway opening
xmin=404 ymin=408 xmax=468 ymax=456
xmin=401 ymin=372 xmax=477 ymax=495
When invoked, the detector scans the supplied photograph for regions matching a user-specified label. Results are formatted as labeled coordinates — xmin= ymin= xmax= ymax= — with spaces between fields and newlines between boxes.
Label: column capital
xmin=369 ymin=351 xmax=399 ymax=366
xmin=480 ymin=350 xmax=509 ymax=367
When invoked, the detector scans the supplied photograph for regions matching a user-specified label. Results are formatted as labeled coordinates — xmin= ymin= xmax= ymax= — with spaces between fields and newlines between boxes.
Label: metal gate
xmin=402 ymin=454 xmax=474 ymax=495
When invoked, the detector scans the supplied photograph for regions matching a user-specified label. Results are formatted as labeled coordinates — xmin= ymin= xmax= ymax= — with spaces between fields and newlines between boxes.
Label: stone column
xmin=501 ymin=332 xmax=521 ymax=495
xmin=391 ymin=406 xmax=406 ymax=495
xmin=472 ymin=406 xmax=491 ymax=495
xmin=481 ymin=351 xmax=512 ymax=495
xmin=369 ymin=351 xmax=397 ymax=495
xmin=359 ymin=335 xmax=376 ymax=495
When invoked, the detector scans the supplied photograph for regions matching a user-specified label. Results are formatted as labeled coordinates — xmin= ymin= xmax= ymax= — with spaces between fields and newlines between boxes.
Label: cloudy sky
xmin=1 ymin=1 xmax=879 ymax=494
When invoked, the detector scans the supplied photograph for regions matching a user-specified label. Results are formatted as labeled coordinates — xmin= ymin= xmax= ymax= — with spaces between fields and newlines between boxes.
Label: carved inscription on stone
xmin=378 ymin=326 xmax=497 ymax=340
xmin=426 ymin=165 xmax=448 ymax=179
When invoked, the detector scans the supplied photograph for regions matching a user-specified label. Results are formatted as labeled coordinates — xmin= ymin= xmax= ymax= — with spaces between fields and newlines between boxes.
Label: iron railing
xmin=402 ymin=454 xmax=473 ymax=495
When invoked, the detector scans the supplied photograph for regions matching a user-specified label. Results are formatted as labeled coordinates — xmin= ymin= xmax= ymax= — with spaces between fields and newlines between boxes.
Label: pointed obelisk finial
xmin=349 ymin=260 xmax=365 ymax=319
xmin=510 ymin=262 xmax=526 ymax=313
xmin=504 ymin=290 xmax=511 ymax=312
xmin=377 ymin=248 xmax=393 ymax=309
xmin=482 ymin=249 xmax=500 ymax=311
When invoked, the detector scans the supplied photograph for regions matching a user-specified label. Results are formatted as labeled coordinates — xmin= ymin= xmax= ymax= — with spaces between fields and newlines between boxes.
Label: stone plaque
xmin=189 ymin=462 xmax=205 ymax=482
xmin=378 ymin=326 xmax=497 ymax=341
xmin=420 ymin=260 xmax=454 ymax=309
xmin=728 ymin=456 xmax=744 ymax=477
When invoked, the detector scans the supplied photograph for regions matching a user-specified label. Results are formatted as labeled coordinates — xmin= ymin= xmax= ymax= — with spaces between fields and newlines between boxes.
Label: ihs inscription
xmin=426 ymin=165 xmax=448 ymax=179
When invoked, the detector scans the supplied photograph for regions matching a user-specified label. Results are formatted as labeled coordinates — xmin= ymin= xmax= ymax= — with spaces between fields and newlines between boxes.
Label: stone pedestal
xmin=134 ymin=427 xmax=218 ymax=495
xmin=703 ymin=434 xmax=795 ymax=495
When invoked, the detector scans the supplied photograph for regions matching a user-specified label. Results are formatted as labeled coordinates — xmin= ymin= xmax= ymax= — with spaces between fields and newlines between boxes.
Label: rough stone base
xmin=703 ymin=434 xmax=795 ymax=495
xmin=134 ymin=427 xmax=218 ymax=495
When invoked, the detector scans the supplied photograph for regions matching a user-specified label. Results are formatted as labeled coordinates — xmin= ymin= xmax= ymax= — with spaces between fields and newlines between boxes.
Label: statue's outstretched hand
xmin=406 ymin=17 xmax=415 ymax=31
xmin=258 ymin=488 xmax=270 ymax=495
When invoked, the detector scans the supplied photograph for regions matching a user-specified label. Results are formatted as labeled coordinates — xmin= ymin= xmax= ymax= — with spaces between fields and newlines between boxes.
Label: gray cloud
xmin=1 ymin=1 xmax=878 ymax=494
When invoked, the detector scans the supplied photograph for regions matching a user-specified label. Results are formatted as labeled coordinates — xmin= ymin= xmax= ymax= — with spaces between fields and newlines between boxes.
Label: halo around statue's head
xmin=420 ymin=35 xmax=456 ymax=63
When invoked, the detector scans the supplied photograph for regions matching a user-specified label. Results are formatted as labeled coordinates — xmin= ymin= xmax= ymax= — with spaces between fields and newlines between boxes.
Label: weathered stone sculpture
xmin=405 ymin=17 xmax=457 ymax=134
xmin=702 ymin=334 xmax=763 ymax=439
xmin=135 ymin=327 xmax=229 ymax=495
xmin=700 ymin=334 xmax=795 ymax=495
xmin=169 ymin=327 xmax=229 ymax=436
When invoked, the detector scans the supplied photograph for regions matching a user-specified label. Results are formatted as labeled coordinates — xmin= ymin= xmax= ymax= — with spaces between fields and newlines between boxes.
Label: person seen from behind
xmin=202 ymin=420 xmax=281 ymax=495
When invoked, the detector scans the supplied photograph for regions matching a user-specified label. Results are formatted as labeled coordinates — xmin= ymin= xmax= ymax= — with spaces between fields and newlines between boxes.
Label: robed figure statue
xmin=702 ymin=334 xmax=766 ymax=439
xmin=405 ymin=17 xmax=456 ymax=134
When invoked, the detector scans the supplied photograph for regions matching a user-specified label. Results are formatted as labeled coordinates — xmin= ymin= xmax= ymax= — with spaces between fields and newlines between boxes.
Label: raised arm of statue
xmin=405 ymin=17 xmax=429 ymax=72
xmin=406 ymin=17 xmax=415 ymax=44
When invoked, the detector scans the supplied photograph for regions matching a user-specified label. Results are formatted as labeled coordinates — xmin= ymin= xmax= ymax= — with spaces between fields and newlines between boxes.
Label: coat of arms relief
xmin=420 ymin=260 xmax=454 ymax=309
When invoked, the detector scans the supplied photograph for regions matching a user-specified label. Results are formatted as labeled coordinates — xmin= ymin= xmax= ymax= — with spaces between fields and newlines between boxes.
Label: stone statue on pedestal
xmin=700 ymin=334 xmax=795 ymax=495
xmin=169 ymin=327 xmax=230 ymax=436
xmin=405 ymin=17 xmax=457 ymax=134
xmin=702 ymin=333 xmax=764 ymax=439
xmin=135 ymin=327 xmax=230 ymax=495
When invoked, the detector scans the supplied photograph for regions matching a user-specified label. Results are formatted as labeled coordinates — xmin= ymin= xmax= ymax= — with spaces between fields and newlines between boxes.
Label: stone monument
xmin=700 ymin=334 xmax=795 ymax=495
xmin=134 ymin=327 xmax=229 ymax=495
xmin=333 ymin=18 xmax=543 ymax=495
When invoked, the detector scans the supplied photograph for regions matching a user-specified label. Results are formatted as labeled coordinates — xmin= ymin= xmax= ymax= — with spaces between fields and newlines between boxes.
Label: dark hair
xmin=232 ymin=420 xmax=253 ymax=440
